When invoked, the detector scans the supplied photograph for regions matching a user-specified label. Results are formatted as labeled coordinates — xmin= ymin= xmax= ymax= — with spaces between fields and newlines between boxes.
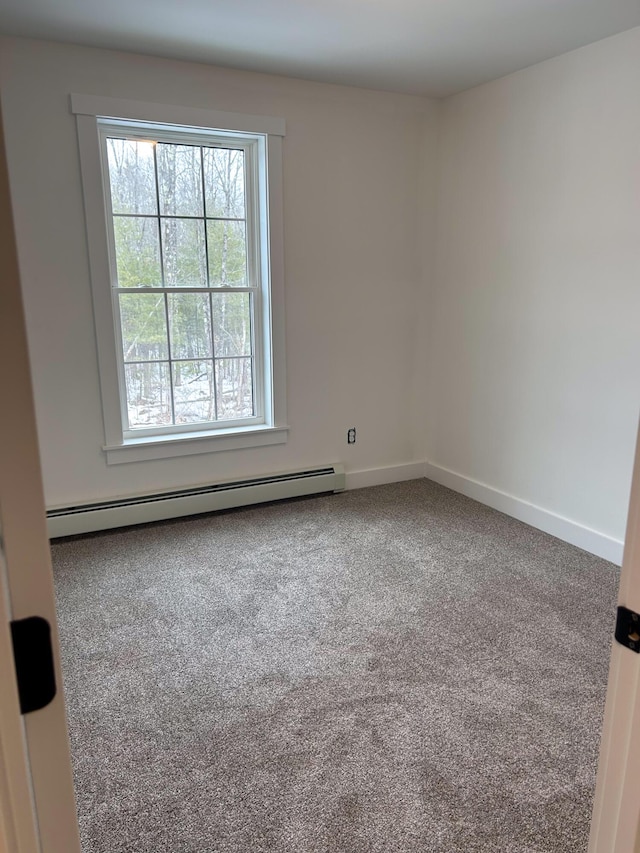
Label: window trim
xmin=72 ymin=94 xmax=287 ymax=464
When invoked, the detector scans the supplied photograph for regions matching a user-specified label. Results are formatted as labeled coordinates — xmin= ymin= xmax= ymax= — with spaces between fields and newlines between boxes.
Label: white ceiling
xmin=0 ymin=0 xmax=638 ymax=97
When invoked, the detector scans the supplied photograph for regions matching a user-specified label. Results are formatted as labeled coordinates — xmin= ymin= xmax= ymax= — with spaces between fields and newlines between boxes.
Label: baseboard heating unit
xmin=47 ymin=464 xmax=345 ymax=538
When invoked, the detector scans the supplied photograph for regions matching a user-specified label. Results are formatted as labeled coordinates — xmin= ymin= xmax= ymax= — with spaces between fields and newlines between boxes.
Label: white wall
xmin=0 ymin=38 xmax=436 ymax=506
xmin=428 ymin=27 xmax=640 ymax=548
xmin=2 ymin=31 xmax=639 ymax=556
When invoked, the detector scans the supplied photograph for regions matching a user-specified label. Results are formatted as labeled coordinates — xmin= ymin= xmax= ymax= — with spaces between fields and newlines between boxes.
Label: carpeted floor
xmin=51 ymin=479 xmax=619 ymax=853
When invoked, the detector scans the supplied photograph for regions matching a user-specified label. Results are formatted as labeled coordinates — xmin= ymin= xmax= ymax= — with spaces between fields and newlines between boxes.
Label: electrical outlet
xmin=347 ymin=427 xmax=356 ymax=444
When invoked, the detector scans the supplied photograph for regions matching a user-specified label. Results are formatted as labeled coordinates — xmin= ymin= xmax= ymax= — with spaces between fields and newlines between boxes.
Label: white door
xmin=0 ymin=109 xmax=81 ymax=852
xmin=589 ymin=420 xmax=640 ymax=852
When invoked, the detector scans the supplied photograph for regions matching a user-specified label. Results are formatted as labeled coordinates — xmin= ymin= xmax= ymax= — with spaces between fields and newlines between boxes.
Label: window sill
xmin=103 ymin=425 xmax=289 ymax=465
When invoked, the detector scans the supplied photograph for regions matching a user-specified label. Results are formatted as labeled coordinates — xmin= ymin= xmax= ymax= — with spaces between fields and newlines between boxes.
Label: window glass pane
xmin=212 ymin=293 xmax=252 ymax=358
xmin=173 ymin=360 xmax=215 ymax=424
xmin=161 ymin=219 xmax=207 ymax=287
xmin=168 ymin=294 xmax=212 ymax=360
xmin=207 ymin=220 xmax=247 ymax=287
xmin=215 ymin=358 xmax=253 ymax=420
xmin=97 ymin=123 xmax=270 ymax=437
xmin=125 ymin=362 xmax=172 ymax=428
xmin=120 ymin=294 xmax=168 ymax=361
xmin=203 ymin=147 xmax=245 ymax=219
xmin=157 ymin=143 xmax=203 ymax=217
xmin=106 ymin=138 xmax=157 ymax=215
xmin=113 ymin=217 xmax=162 ymax=288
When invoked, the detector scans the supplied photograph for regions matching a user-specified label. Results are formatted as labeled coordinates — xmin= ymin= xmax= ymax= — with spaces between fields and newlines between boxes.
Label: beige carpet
xmin=51 ymin=479 xmax=618 ymax=852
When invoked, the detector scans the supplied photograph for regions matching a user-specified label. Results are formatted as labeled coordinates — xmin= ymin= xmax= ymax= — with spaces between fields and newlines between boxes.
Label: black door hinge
xmin=615 ymin=606 xmax=640 ymax=654
xmin=10 ymin=616 xmax=57 ymax=714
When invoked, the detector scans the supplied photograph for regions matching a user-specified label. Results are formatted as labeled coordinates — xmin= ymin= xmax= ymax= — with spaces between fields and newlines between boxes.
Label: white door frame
xmin=0 ymin=106 xmax=81 ymax=852
xmin=0 ymin=547 xmax=40 ymax=853
xmin=589 ymin=420 xmax=640 ymax=852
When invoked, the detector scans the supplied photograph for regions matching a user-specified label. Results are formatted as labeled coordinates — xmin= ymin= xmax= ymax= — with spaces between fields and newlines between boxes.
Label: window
xmin=103 ymin=124 xmax=260 ymax=432
xmin=73 ymin=96 xmax=287 ymax=463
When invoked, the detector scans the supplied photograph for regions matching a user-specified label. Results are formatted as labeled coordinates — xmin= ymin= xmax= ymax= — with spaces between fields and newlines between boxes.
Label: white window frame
xmin=72 ymin=94 xmax=287 ymax=464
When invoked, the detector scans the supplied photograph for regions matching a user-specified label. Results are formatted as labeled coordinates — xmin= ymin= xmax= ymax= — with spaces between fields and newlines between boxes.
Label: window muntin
xmin=98 ymin=121 xmax=265 ymax=438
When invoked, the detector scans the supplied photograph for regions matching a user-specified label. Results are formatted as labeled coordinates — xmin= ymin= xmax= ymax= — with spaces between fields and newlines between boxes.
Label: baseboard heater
xmin=47 ymin=464 xmax=345 ymax=539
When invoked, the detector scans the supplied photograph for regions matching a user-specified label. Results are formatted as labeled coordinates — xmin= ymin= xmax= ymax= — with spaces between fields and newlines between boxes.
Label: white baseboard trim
xmin=346 ymin=462 xmax=427 ymax=491
xmin=424 ymin=462 xmax=624 ymax=566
